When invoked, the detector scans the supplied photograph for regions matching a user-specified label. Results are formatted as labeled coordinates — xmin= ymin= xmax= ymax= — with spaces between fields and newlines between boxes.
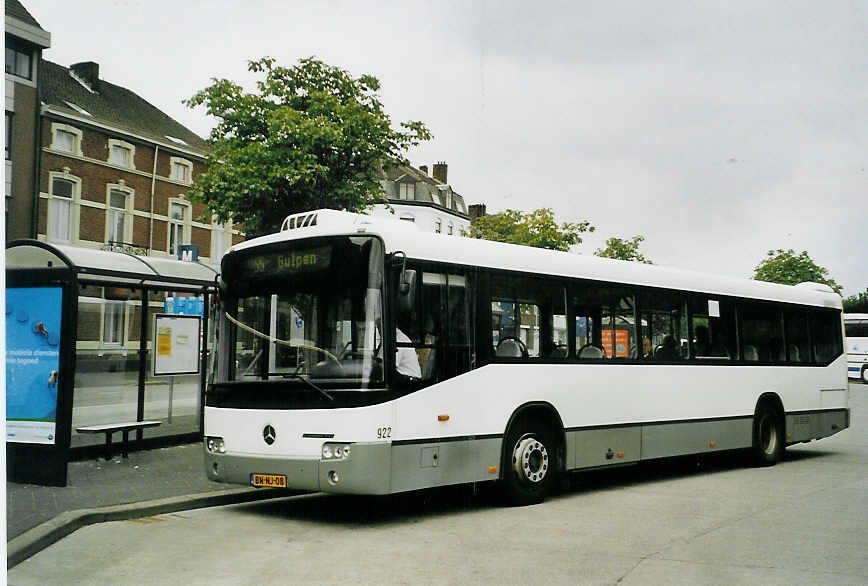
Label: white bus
xmin=844 ymin=313 xmax=868 ymax=383
xmin=204 ymin=210 xmax=849 ymax=504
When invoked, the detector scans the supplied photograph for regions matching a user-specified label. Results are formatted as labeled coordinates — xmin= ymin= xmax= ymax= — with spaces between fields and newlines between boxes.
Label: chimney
xmin=419 ymin=165 xmax=428 ymax=175
xmin=469 ymin=204 xmax=486 ymax=221
xmin=70 ymin=61 xmax=99 ymax=89
xmin=432 ymin=161 xmax=447 ymax=183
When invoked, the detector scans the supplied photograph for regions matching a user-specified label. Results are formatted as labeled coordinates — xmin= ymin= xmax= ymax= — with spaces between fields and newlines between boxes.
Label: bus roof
xmin=230 ymin=209 xmax=841 ymax=310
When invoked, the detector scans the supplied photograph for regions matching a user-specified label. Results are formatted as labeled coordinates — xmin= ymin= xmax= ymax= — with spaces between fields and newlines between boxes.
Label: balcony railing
xmin=102 ymin=240 xmax=150 ymax=256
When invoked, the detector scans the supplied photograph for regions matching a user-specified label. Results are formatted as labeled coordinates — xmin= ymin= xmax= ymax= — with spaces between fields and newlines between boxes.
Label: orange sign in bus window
xmin=602 ymin=329 xmax=630 ymax=358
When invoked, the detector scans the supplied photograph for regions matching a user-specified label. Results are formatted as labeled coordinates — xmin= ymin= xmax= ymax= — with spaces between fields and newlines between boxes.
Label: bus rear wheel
xmin=752 ymin=404 xmax=784 ymax=467
xmin=502 ymin=419 xmax=555 ymax=506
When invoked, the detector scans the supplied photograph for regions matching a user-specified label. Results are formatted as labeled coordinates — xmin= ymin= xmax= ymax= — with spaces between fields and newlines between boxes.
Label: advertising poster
xmin=602 ymin=328 xmax=630 ymax=358
xmin=153 ymin=314 xmax=202 ymax=376
xmin=6 ymin=286 xmax=63 ymax=444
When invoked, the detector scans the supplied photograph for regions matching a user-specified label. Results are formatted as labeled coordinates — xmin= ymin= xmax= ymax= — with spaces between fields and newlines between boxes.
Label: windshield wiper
xmin=282 ymin=372 xmax=334 ymax=401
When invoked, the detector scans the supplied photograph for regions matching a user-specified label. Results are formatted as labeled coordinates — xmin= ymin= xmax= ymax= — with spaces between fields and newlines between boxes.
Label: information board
xmin=153 ymin=314 xmax=202 ymax=376
xmin=6 ymin=286 xmax=63 ymax=444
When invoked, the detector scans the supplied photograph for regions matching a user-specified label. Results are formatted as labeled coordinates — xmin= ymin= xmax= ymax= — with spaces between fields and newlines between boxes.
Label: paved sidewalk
xmin=8 ymin=443 xmax=238 ymax=540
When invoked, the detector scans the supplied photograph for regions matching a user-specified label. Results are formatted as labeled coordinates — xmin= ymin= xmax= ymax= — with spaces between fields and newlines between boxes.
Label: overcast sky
xmin=24 ymin=0 xmax=867 ymax=295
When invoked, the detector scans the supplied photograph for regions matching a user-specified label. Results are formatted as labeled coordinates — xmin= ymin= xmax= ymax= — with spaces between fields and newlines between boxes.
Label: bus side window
xmin=739 ymin=302 xmax=784 ymax=362
xmin=573 ymin=285 xmax=636 ymax=360
xmin=785 ymin=310 xmax=809 ymax=363
xmin=689 ymin=297 xmax=733 ymax=360
xmin=490 ymin=273 xmax=565 ymax=359
xmin=640 ymin=290 xmax=687 ymax=361
xmin=810 ymin=310 xmax=842 ymax=365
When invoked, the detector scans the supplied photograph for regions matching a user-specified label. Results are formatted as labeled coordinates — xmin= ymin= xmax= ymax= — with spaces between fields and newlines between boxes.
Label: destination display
xmin=239 ymin=246 xmax=332 ymax=279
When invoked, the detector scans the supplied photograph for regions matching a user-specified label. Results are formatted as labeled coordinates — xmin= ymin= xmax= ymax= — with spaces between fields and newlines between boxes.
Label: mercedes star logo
xmin=263 ymin=425 xmax=276 ymax=445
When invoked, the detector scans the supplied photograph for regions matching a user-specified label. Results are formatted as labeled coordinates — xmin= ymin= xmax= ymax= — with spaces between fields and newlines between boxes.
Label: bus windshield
xmin=217 ymin=236 xmax=384 ymax=388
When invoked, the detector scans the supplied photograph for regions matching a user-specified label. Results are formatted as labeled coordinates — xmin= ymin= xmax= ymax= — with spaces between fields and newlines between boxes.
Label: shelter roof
xmin=6 ymin=241 xmax=218 ymax=289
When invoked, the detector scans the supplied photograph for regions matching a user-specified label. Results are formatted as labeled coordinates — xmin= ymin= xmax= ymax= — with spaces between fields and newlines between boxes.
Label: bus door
xmin=393 ymin=266 xmax=474 ymax=387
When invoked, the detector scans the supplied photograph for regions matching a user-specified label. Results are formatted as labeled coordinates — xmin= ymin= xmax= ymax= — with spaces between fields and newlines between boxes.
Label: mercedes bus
xmin=204 ymin=210 xmax=848 ymax=504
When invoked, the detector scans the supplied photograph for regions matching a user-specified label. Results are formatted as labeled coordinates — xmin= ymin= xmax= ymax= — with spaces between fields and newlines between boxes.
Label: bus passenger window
xmin=490 ymin=274 xmax=565 ymax=359
xmin=573 ymin=286 xmax=636 ymax=360
xmin=810 ymin=310 xmax=842 ymax=364
xmin=739 ymin=302 xmax=783 ymax=362
xmin=640 ymin=290 xmax=687 ymax=361
xmin=689 ymin=297 xmax=734 ymax=360
xmin=785 ymin=311 xmax=809 ymax=363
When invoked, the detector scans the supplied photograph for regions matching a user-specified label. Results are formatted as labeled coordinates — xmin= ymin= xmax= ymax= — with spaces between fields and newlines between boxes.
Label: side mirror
xmin=399 ymin=269 xmax=417 ymax=314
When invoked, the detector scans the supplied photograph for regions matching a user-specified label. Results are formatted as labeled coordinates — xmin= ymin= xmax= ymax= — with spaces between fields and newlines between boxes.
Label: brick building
xmin=37 ymin=59 xmax=239 ymax=261
xmin=5 ymin=0 xmax=51 ymax=241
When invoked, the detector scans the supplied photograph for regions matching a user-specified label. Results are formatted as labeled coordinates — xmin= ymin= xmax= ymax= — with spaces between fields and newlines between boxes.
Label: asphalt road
xmin=10 ymin=382 xmax=867 ymax=586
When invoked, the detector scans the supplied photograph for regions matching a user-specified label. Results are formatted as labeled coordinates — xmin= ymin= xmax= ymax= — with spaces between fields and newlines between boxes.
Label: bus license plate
xmin=251 ymin=473 xmax=287 ymax=488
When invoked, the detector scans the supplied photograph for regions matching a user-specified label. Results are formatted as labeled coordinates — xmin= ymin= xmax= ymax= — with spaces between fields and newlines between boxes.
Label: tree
xmin=186 ymin=57 xmax=432 ymax=237
xmin=465 ymin=208 xmax=594 ymax=252
xmin=843 ymin=289 xmax=868 ymax=312
xmin=594 ymin=235 xmax=653 ymax=264
xmin=752 ymin=249 xmax=842 ymax=294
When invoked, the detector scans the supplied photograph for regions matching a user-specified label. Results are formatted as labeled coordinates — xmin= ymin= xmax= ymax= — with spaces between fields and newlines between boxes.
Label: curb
xmin=7 ymin=486 xmax=301 ymax=569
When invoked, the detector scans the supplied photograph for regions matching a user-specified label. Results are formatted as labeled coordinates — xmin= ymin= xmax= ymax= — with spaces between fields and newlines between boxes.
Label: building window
xmin=447 ymin=222 xmax=454 ymax=235
xmin=102 ymin=301 xmax=125 ymax=345
xmin=170 ymin=157 xmax=193 ymax=184
xmin=168 ymin=201 xmax=189 ymax=255
xmin=434 ymin=218 xmax=442 ymax=233
xmin=106 ymin=187 xmax=132 ymax=244
xmin=399 ymin=183 xmax=415 ymax=200
xmin=445 ymin=192 xmax=453 ymax=210
xmin=50 ymin=123 xmax=83 ymax=155
xmin=48 ymin=175 xmax=77 ymax=243
xmin=5 ymin=42 xmax=32 ymax=80
xmin=108 ymin=139 xmax=135 ymax=169
xmin=210 ymin=218 xmax=232 ymax=261
xmin=5 ymin=112 xmax=11 ymax=160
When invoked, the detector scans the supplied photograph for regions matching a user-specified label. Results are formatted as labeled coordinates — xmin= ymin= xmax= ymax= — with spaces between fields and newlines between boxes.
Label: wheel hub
xmin=512 ymin=435 xmax=549 ymax=484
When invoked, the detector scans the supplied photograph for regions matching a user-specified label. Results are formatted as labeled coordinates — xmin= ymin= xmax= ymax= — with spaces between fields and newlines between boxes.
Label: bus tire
xmin=861 ymin=365 xmax=868 ymax=384
xmin=752 ymin=403 xmax=784 ymax=467
xmin=502 ymin=417 xmax=555 ymax=506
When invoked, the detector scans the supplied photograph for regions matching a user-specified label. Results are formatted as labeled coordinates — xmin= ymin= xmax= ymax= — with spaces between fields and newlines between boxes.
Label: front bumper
xmin=204 ymin=442 xmax=392 ymax=495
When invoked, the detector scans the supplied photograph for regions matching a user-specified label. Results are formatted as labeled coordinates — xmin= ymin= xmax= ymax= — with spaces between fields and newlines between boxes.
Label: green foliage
xmin=465 ymin=208 xmax=594 ymax=252
xmin=594 ymin=235 xmax=653 ymax=264
xmin=843 ymin=289 xmax=868 ymax=312
xmin=185 ymin=57 xmax=431 ymax=237
xmin=752 ymin=248 xmax=842 ymax=294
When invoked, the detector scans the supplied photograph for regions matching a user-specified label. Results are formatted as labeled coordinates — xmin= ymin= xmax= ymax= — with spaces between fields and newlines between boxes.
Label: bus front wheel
xmin=752 ymin=403 xmax=784 ymax=467
xmin=861 ymin=365 xmax=868 ymax=384
xmin=502 ymin=419 xmax=555 ymax=506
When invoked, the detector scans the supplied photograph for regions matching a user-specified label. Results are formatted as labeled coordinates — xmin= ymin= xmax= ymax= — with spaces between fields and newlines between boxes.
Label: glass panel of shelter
xmin=71 ymin=283 xmax=206 ymax=449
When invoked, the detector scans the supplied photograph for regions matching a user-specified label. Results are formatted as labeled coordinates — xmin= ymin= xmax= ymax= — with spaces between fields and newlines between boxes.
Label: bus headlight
xmin=205 ymin=436 xmax=226 ymax=454
xmin=321 ymin=442 xmax=352 ymax=460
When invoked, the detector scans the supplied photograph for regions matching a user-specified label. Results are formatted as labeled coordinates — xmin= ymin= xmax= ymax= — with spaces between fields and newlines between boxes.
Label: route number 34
xmin=376 ymin=427 xmax=392 ymax=439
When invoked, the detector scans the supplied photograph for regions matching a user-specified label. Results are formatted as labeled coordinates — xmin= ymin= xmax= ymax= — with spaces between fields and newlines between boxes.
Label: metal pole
xmin=167 ymin=375 xmax=174 ymax=423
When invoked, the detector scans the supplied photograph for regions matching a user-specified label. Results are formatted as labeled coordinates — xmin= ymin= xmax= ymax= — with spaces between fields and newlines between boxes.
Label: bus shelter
xmin=6 ymin=240 xmax=217 ymax=485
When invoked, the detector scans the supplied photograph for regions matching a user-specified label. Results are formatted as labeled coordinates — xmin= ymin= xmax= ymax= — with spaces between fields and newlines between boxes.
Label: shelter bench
xmin=75 ymin=420 xmax=162 ymax=460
